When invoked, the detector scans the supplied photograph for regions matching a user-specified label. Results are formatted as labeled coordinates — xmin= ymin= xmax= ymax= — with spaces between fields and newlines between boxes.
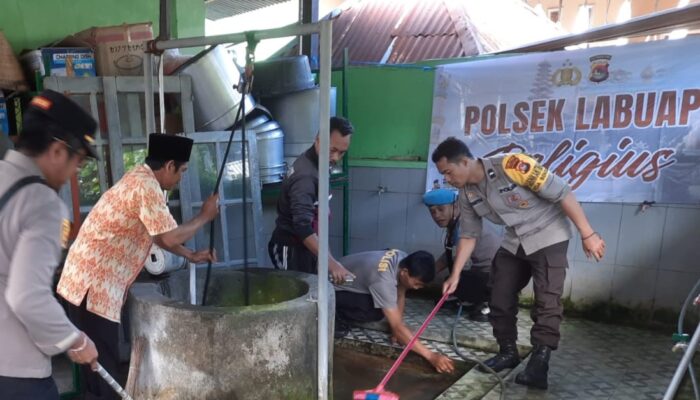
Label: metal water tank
xmin=252 ymin=121 xmax=286 ymax=184
xmin=263 ymin=86 xmax=337 ymax=167
xmin=175 ymin=45 xmax=255 ymax=131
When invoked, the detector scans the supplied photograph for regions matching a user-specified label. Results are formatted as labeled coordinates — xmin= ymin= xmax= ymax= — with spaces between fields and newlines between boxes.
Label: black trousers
xmin=268 ymin=237 xmax=317 ymax=274
xmin=0 ymin=375 xmax=59 ymax=400
xmin=335 ymin=291 xmax=384 ymax=323
xmin=453 ymin=268 xmax=490 ymax=305
xmin=67 ymin=299 xmax=125 ymax=400
xmin=488 ymin=241 xmax=568 ymax=350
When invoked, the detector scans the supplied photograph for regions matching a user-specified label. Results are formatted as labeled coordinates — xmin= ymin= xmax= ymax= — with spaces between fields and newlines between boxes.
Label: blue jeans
xmin=0 ymin=375 xmax=59 ymax=400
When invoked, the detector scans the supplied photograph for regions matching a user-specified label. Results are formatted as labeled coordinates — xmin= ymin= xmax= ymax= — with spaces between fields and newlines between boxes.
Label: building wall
xmin=526 ymin=0 xmax=698 ymax=33
xmin=0 ymin=0 xmax=205 ymax=54
xmin=329 ymin=61 xmax=699 ymax=322
xmin=345 ymin=166 xmax=700 ymax=323
xmin=332 ymin=65 xmax=436 ymax=162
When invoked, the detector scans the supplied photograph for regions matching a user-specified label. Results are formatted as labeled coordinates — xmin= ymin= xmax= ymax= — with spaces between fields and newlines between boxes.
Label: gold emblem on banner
xmin=551 ymin=60 xmax=582 ymax=86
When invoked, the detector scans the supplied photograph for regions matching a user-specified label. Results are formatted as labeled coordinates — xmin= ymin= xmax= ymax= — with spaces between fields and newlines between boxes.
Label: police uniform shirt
xmin=446 ymin=222 xmax=501 ymax=270
xmin=0 ymin=150 xmax=80 ymax=378
xmin=334 ymin=250 xmax=407 ymax=310
xmin=458 ymin=154 xmax=572 ymax=255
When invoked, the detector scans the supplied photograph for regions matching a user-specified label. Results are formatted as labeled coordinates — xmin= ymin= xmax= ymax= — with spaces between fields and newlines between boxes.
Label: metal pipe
xmin=189 ymin=262 xmax=196 ymax=305
xmin=158 ymin=0 xmax=172 ymax=41
xmin=497 ymin=3 xmax=700 ymax=54
xmin=152 ymin=22 xmax=322 ymax=51
xmin=158 ymin=56 xmax=166 ymax=133
xmin=663 ymin=321 xmax=700 ymax=400
xmin=143 ymin=52 xmax=155 ymax=136
xmin=341 ymin=47 xmax=349 ymax=256
xmin=317 ymin=18 xmax=332 ymax=400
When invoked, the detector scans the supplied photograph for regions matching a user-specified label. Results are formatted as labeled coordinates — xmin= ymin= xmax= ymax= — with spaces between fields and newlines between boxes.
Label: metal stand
xmin=663 ymin=322 xmax=700 ymax=400
xmin=142 ymin=20 xmax=334 ymax=399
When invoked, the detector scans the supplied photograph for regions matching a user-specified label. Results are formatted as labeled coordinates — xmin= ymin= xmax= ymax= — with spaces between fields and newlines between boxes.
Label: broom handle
xmin=95 ymin=363 xmax=133 ymax=400
xmin=376 ymin=291 xmax=450 ymax=391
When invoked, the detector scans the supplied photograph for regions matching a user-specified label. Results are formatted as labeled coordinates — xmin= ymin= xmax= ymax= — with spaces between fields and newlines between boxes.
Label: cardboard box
xmin=20 ymin=48 xmax=96 ymax=78
xmin=72 ymin=22 xmax=153 ymax=76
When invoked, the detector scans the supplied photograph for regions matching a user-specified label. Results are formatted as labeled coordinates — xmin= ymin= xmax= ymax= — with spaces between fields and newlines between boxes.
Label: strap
xmin=0 ymin=176 xmax=49 ymax=214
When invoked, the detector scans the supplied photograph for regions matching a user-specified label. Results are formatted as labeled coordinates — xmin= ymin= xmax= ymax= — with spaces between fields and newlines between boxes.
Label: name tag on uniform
xmin=498 ymin=184 xmax=517 ymax=193
xmin=61 ymin=219 xmax=71 ymax=249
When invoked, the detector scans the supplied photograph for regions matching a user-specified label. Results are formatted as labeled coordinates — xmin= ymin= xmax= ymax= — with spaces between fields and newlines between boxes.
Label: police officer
xmin=423 ymin=188 xmax=501 ymax=322
xmin=268 ymin=117 xmax=355 ymax=283
xmin=334 ymin=250 xmax=455 ymax=373
xmin=0 ymin=90 xmax=99 ymax=399
xmin=431 ymin=137 xmax=605 ymax=390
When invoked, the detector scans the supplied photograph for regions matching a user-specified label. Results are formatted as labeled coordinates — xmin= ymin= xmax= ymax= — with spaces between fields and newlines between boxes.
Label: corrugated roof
xmin=388 ymin=36 xmax=465 ymax=64
xmin=206 ymin=0 xmax=290 ymax=21
xmin=329 ymin=0 xmax=563 ymax=67
xmin=331 ymin=0 xmax=408 ymax=65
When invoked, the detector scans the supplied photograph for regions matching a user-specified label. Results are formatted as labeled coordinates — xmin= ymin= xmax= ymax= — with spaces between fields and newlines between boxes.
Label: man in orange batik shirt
xmin=57 ymin=134 xmax=219 ymax=400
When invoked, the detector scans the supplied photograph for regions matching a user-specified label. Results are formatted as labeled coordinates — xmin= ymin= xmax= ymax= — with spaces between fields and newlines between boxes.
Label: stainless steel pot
xmin=252 ymin=56 xmax=315 ymax=98
xmin=175 ymin=45 xmax=255 ymax=131
xmin=253 ymin=121 xmax=286 ymax=184
xmin=263 ymin=86 xmax=336 ymax=161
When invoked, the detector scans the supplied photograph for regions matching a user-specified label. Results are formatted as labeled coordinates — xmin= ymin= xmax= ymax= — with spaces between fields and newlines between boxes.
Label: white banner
xmin=427 ymin=38 xmax=700 ymax=203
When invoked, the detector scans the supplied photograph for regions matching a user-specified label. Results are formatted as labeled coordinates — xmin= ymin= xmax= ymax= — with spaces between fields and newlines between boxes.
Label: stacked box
xmin=21 ymin=48 xmax=96 ymax=77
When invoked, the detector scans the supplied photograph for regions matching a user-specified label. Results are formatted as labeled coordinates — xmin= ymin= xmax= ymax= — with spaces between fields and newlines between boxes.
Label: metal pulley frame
xmin=142 ymin=20 xmax=335 ymax=400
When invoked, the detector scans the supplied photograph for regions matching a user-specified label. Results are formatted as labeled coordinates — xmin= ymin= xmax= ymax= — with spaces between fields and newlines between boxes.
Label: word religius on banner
xmin=427 ymin=37 xmax=700 ymax=204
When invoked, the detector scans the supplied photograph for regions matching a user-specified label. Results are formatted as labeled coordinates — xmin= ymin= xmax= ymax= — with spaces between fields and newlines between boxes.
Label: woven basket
xmin=0 ymin=31 xmax=28 ymax=91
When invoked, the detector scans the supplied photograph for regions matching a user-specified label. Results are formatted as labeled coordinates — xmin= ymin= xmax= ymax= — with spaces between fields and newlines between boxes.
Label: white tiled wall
xmin=347 ymin=166 xmax=700 ymax=315
xmin=258 ymin=166 xmax=699 ymax=316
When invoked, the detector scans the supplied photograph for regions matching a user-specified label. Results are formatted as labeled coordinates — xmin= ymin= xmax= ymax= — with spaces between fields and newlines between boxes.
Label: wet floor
xmin=333 ymin=347 xmax=472 ymax=400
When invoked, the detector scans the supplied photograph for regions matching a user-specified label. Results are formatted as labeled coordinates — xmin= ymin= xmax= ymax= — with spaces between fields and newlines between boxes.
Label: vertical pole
xmin=189 ymin=263 xmax=196 ymax=305
xmin=341 ymin=47 xmax=350 ymax=256
xmin=144 ymin=53 xmax=155 ymax=136
xmin=317 ymin=18 xmax=332 ymax=400
xmin=300 ymin=0 xmax=320 ymax=69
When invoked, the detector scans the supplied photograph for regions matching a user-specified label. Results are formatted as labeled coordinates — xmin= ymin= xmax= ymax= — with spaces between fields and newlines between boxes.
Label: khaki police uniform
xmin=0 ymin=90 xmax=97 ymax=400
xmin=458 ymin=153 xmax=571 ymax=349
xmin=0 ymin=151 xmax=80 ymax=398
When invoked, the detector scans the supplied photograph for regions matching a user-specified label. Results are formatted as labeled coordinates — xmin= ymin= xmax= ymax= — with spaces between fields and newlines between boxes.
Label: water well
xmin=128 ymin=268 xmax=333 ymax=400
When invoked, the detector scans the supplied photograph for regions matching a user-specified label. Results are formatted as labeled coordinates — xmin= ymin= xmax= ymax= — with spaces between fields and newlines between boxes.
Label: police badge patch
xmin=502 ymin=154 xmax=550 ymax=193
xmin=589 ymin=55 xmax=612 ymax=83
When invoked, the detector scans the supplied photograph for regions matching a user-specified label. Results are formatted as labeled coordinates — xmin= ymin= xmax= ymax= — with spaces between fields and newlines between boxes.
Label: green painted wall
xmin=331 ymin=56 xmax=511 ymax=168
xmin=0 ymin=0 xmax=204 ymax=54
xmin=333 ymin=65 xmax=436 ymax=165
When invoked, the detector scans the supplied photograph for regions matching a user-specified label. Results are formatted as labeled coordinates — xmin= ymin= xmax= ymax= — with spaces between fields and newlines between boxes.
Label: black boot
xmin=479 ymin=341 xmax=520 ymax=372
xmin=515 ymin=344 xmax=551 ymax=390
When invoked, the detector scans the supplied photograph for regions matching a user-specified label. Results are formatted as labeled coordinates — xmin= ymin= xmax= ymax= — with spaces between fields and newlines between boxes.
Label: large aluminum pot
xmin=175 ymin=45 xmax=255 ymax=131
xmin=263 ymin=86 xmax=336 ymax=161
xmin=252 ymin=56 xmax=315 ymax=98
xmin=253 ymin=121 xmax=286 ymax=184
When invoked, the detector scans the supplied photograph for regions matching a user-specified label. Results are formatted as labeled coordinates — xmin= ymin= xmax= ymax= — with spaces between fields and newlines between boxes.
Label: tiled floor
xmin=52 ymin=297 xmax=698 ymax=399
xmin=340 ymin=298 xmax=699 ymax=400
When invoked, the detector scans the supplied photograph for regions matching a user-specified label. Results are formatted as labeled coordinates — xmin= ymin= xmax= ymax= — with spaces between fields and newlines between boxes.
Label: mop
xmin=353 ymin=292 xmax=451 ymax=400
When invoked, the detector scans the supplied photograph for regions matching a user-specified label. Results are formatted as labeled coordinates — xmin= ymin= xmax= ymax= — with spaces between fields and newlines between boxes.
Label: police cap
xmin=423 ymin=188 xmax=458 ymax=207
xmin=24 ymin=90 xmax=98 ymax=159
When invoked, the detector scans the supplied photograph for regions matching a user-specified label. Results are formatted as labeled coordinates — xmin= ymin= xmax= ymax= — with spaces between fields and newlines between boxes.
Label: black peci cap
xmin=147 ymin=133 xmax=193 ymax=163
xmin=24 ymin=90 xmax=98 ymax=159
